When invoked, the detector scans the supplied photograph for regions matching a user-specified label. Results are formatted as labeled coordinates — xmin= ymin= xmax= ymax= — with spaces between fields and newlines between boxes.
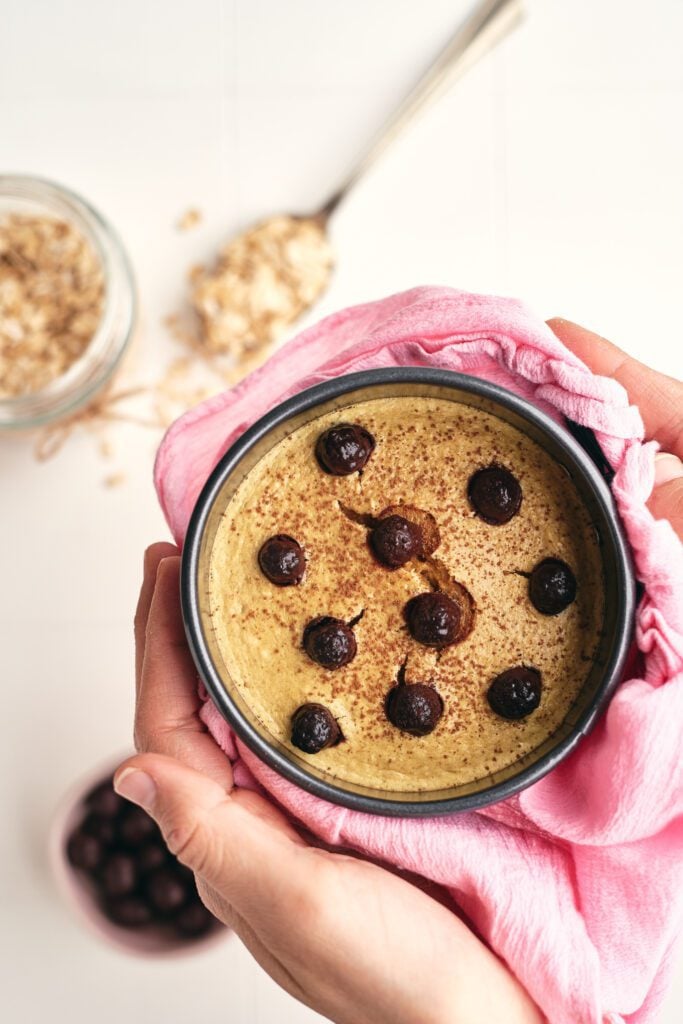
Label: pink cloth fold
xmin=154 ymin=287 xmax=683 ymax=1024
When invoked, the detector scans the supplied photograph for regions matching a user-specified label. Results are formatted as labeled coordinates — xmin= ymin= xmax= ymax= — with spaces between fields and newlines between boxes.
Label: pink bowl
xmin=49 ymin=752 xmax=230 ymax=957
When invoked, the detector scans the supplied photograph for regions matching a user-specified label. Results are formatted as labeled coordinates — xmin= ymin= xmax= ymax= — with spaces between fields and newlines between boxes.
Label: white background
xmin=2 ymin=1 xmax=682 ymax=1021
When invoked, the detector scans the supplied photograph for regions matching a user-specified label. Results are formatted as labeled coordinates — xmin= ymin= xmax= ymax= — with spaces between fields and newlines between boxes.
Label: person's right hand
xmin=116 ymin=546 xmax=541 ymax=1024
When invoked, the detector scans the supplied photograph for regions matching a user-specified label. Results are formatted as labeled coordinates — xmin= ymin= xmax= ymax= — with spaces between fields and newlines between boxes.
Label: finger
xmin=115 ymin=759 xmax=541 ymax=1024
xmin=547 ymin=318 xmax=683 ymax=459
xmin=140 ymin=556 xmax=196 ymax=723
xmin=113 ymin=754 xmax=307 ymax=912
xmin=649 ymin=456 xmax=683 ymax=541
xmin=134 ymin=543 xmax=178 ymax=692
xmin=136 ymin=556 xmax=233 ymax=785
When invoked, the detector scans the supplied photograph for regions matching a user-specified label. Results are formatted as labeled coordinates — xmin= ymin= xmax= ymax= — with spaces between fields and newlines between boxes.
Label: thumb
xmin=649 ymin=453 xmax=683 ymax=542
xmin=113 ymin=753 xmax=302 ymax=909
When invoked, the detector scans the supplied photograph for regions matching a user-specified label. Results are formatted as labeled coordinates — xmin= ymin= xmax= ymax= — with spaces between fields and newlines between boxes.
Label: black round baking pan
xmin=181 ymin=367 xmax=635 ymax=816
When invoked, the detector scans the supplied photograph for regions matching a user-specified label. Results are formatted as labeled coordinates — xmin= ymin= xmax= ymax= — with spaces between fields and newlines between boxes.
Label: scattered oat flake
xmin=177 ymin=208 xmax=202 ymax=232
xmin=103 ymin=472 xmax=126 ymax=488
xmin=34 ymin=384 xmax=167 ymax=460
xmin=99 ymin=437 xmax=114 ymax=459
xmin=0 ymin=213 xmax=104 ymax=398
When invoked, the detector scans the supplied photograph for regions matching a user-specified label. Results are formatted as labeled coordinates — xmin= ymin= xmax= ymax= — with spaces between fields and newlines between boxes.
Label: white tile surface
xmin=1 ymin=1 xmax=682 ymax=1021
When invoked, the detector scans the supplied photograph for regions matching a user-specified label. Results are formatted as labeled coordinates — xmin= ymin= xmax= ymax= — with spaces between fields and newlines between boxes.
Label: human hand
xmin=115 ymin=545 xmax=540 ymax=1024
xmin=547 ymin=318 xmax=683 ymax=541
xmin=115 ymin=320 xmax=681 ymax=1024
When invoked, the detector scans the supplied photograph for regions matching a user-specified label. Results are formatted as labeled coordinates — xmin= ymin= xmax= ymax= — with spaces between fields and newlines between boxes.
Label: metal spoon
xmin=191 ymin=0 xmax=524 ymax=358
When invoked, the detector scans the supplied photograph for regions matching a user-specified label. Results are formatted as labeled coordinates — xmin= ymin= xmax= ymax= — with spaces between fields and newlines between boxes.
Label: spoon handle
xmin=316 ymin=0 xmax=524 ymax=220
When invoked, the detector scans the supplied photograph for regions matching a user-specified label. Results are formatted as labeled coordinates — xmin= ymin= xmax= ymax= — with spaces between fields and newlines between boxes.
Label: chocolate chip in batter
xmin=370 ymin=515 xmax=423 ymax=569
xmin=487 ymin=666 xmax=541 ymax=720
xmin=378 ymin=504 xmax=441 ymax=556
xmin=258 ymin=534 xmax=305 ymax=586
xmin=467 ymin=465 xmax=522 ymax=525
xmin=385 ymin=683 xmax=444 ymax=736
xmin=528 ymin=558 xmax=577 ymax=615
xmin=315 ymin=423 xmax=375 ymax=475
xmin=291 ymin=703 xmax=342 ymax=753
xmin=303 ymin=616 xmax=357 ymax=669
xmin=404 ymin=592 xmax=463 ymax=648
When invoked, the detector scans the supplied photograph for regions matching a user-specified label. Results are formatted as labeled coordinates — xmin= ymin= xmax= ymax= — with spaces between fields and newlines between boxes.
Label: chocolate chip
xmin=82 ymin=813 xmax=116 ymax=846
xmin=66 ymin=830 xmax=103 ymax=872
xmin=528 ymin=558 xmax=577 ymax=615
xmin=85 ymin=781 xmax=124 ymax=818
xmin=487 ymin=666 xmax=542 ymax=720
xmin=378 ymin=504 xmax=441 ymax=556
xmin=118 ymin=806 xmax=158 ymax=848
xmin=370 ymin=515 xmax=423 ymax=568
xmin=405 ymin=592 xmax=463 ymax=648
xmin=385 ymin=684 xmax=444 ymax=736
xmin=303 ymin=616 xmax=357 ymax=669
xmin=291 ymin=703 xmax=341 ymax=754
xmin=258 ymin=534 xmax=305 ymax=586
xmin=174 ymin=902 xmax=215 ymax=938
xmin=136 ymin=843 xmax=167 ymax=874
xmin=315 ymin=423 xmax=375 ymax=475
xmin=145 ymin=867 xmax=189 ymax=915
xmin=468 ymin=465 xmax=522 ymax=524
xmin=99 ymin=853 xmax=138 ymax=897
xmin=105 ymin=896 xmax=153 ymax=928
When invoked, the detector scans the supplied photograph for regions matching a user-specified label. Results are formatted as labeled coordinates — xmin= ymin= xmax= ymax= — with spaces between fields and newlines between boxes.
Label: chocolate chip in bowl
xmin=182 ymin=368 xmax=634 ymax=816
xmin=51 ymin=762 xmax=227 ymax=956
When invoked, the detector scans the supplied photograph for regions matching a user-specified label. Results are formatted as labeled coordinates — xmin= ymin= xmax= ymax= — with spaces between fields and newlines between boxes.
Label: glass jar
xmin=0 ymin=174 xmax=137 ymax=429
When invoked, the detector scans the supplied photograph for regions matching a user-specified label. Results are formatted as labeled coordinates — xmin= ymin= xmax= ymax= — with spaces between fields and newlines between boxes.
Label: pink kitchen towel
xmin=154 ymin=287 xmax=683 ymax=1024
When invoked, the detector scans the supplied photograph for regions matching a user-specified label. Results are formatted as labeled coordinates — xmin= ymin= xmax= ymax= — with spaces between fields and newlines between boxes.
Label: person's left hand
xmin=114 ymin=544 xmax=541 ymax=1024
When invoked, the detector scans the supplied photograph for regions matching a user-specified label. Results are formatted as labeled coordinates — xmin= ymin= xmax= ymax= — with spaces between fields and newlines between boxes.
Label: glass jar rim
xmin=0 ymin=174 xmax=137 ymax=429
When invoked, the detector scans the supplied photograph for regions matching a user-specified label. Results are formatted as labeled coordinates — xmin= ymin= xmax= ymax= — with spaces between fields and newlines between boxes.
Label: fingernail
xmin=654 ymin=453 xmax=683 ymax=487
xmin=114 ymin=767 xmax=157 ymax=811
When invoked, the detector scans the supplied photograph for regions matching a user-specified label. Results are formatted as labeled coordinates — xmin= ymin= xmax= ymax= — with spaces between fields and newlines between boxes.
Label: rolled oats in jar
xmin=0 ymin=176 xmax=136 ymax=430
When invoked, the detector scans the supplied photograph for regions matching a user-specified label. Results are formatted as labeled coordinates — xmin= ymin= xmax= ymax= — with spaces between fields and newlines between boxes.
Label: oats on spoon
xmin=191 ymin=214 xmax=332 ymax=357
